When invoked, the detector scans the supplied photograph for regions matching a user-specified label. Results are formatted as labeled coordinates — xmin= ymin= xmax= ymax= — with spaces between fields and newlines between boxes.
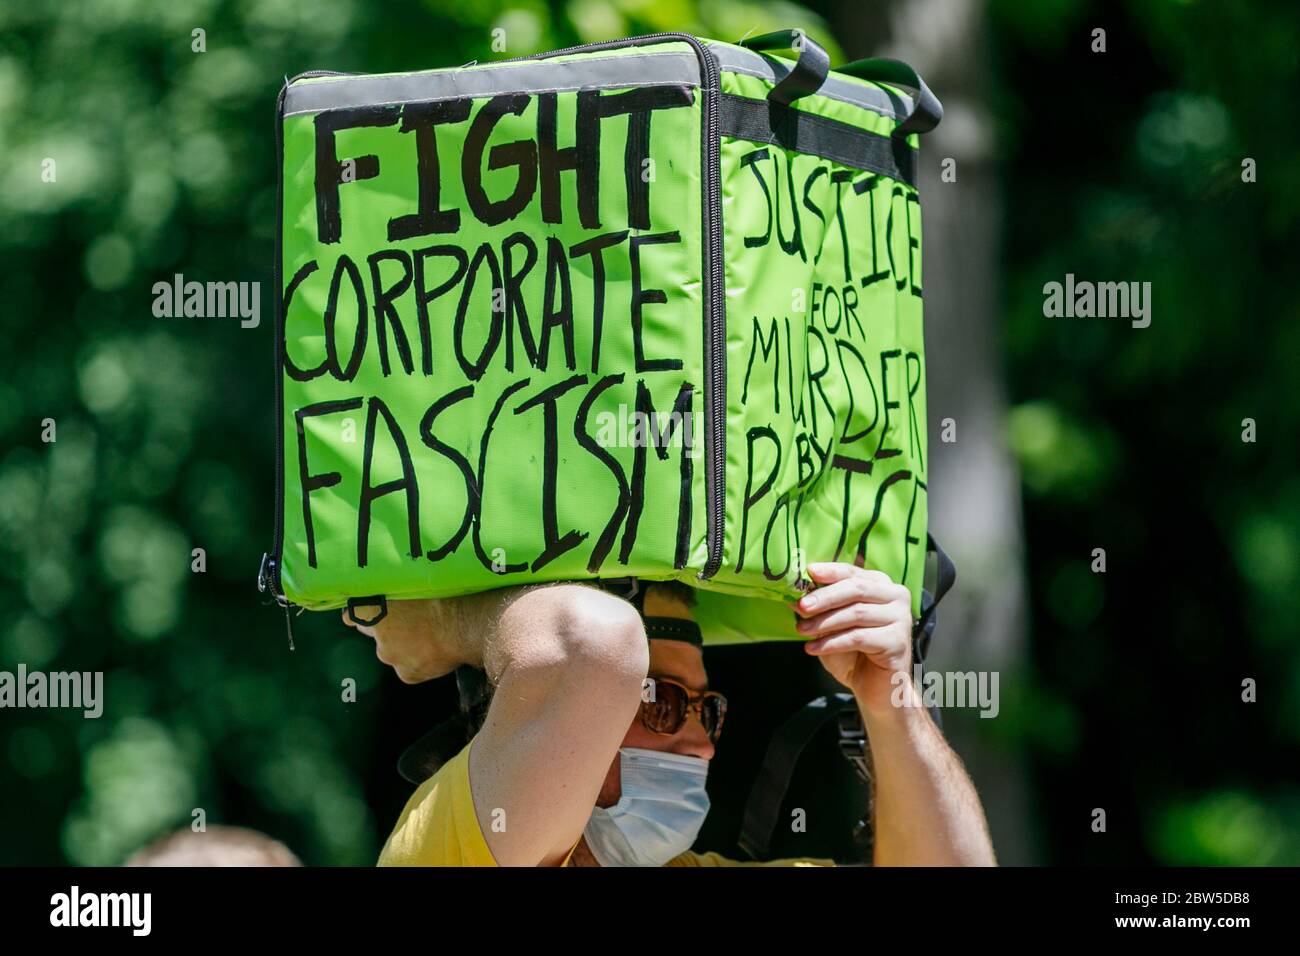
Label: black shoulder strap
xmin=737 ymin=692 xmax=862 ymax=860
xmin=913 ymin=533 xmax=955 ymax=650
xmin=396 ymin=664 xmax=491 ymax=785
xmin=397 ymin=714 xmax=469 ymax=785
xmin=739 ymin=536 xmax=957 ymax=860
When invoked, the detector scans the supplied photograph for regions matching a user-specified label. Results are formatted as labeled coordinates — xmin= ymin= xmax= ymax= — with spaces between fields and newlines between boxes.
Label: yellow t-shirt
xmin=377 ymin=738 xmax=834 ymax=867
xmin=378 ymin=739 xmax=500 ymax=866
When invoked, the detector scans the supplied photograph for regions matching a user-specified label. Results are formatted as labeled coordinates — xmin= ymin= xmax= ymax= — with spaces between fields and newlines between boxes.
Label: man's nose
xmin=672 ymin=714 xmax=715 ymax=761
xmin=340 ymin=609 xmax=355 ymax=629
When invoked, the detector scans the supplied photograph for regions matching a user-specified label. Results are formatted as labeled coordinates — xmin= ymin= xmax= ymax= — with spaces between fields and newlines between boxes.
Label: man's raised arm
xmin=462 ymin=584 xmax=648 ymax=866
xmin=793 ymin=563 xmax=996 ymax=866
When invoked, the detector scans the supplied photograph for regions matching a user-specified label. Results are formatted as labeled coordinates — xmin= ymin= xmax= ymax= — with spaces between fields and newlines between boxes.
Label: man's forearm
xmin=861 ymin=682 xmax=997 ymax=866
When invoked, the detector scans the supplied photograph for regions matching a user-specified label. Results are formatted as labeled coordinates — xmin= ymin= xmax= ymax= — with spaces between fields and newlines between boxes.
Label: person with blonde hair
xmin=125 ymin=825 xmax=301 ymax=867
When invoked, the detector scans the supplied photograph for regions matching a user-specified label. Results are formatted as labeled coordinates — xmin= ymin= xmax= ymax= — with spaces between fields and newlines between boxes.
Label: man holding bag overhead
xmin=345 ymin=562 xmax=996 ymax=867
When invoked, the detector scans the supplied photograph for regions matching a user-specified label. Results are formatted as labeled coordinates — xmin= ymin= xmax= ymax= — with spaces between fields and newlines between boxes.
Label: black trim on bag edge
xmin=718 ymin=92 xmax=918 ymax=187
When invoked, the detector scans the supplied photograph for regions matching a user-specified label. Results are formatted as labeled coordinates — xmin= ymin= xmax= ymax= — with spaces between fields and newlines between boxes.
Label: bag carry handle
xmin=836 ymin=57 xmax=943 ymax=138
xmin=739 ymin=29 xmax=831 ymax=106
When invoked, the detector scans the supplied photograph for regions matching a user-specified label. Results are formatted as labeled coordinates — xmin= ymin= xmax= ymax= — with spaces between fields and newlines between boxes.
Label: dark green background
xmin=1 ymin=0 xmax=1296 ymax=865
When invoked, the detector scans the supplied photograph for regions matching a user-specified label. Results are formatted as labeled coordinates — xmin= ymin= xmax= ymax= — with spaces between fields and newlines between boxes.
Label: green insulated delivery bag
xmin=261 ymin=30 xmax=943 ymax=644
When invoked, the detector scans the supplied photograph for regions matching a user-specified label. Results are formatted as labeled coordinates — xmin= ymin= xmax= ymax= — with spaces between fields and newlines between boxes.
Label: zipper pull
xmin=257 ymin=552 xmax=273 ymax=595
xmin=259 ymin=552 xmax=296 ymax=651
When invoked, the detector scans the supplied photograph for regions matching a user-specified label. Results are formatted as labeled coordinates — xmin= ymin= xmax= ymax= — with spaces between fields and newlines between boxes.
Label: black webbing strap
xmin=739 ymin=535 xmax=957 ymax=860
xmin=910 ymin=534 xmax=953 ymax=734
xmin=913 ymin=533 xmax=955 ymax=650
xmin=835 ymin=57 xmax=944 ymax=139
xmin=397 ymin=714 xmax=469 ymax=785
xmin=644 ymin=617 xmax=704 ymax=646
xmin=738 ymin=29 xmax=831 ymax=106
xmin=456 ymin=663 xmax=492 ymax=713
xmin=737 ymin=692 xmax=861 ymax=860
xmin=718 ymin=94 xmax=917 ymax=186
xmin=396 ymin=664 xmax=492 ymax=784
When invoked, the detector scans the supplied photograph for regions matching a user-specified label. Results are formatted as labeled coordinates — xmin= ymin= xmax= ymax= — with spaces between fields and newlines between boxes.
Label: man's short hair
xmin=644 ymin=580 xmax=697 ymax=608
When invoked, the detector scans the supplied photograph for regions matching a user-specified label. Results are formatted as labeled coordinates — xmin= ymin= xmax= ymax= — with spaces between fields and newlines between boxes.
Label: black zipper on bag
xmin=263 ymin=70 xmax=364 ymax=647
xmin=262 ymin=38 xmax=729 ymax=616
xmin=695 ymin=43 xmax=727 ymax=581
xmin=265 ymin=70 xmax=353 ymax=596
xmin=261 ymin=71 xmax=353 ymax=647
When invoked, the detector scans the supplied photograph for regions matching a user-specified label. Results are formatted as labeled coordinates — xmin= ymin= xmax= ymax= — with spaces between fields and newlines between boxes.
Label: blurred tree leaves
xmin=0 ymin=0 xmax=842 ymax=867
xmin=0 ymin=0 xmax=1295 ymax=866
xmin=994 ymin=0 xmax=1300 ymax=863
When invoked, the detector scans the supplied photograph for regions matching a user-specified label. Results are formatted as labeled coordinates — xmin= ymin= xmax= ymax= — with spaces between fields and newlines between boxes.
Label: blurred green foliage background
xmin=0 ymin=0 xmax=1296 ymax=865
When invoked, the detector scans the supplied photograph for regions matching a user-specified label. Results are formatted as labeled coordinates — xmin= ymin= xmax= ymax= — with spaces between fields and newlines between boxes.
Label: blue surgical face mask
xmin=583 ymin=747 xmax=711 ymax=867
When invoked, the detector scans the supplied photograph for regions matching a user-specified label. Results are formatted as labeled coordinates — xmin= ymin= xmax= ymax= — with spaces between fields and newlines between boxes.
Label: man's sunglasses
xmin=640 ymin=678 xmax=727 ymax=744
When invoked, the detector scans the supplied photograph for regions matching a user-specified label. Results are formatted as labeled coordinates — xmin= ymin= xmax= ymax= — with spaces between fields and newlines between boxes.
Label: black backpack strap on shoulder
xmin=912 ymin=533 xmax=955 ymax=732
xmin=912 ymin=533 xmax=955 ymax=649
xmin=396 ymin=664 xmax=492 ymax=785
xmin=738 ymin=692 xmax=860 ymax=860
xmin=397 ymin=715 xmax=470 ymax=785
xmin=836 ymin=705 xmax=876 ymax=858
xmin=456 ymin=664 xmax=492 ymax=721
xmin=739 ymin=537 xmax=957 ymax=860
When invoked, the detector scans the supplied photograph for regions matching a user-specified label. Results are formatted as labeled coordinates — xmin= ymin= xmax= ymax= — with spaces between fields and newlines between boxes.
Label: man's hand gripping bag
xmin=261 ymin=31 xmax=942 ymax=645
